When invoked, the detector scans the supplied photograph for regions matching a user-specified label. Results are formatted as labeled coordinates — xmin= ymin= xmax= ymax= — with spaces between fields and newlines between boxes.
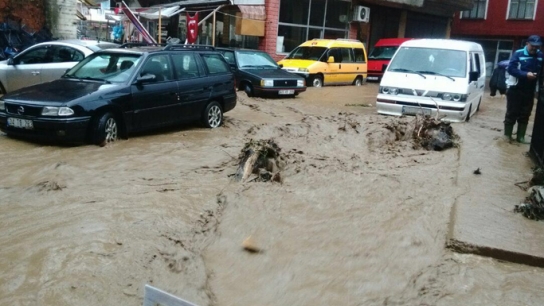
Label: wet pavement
xmin=448 ymin=94 xmax=544 ymax=267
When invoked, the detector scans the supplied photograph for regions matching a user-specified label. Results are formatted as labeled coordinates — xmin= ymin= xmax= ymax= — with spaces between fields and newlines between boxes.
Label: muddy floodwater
xmin=2 ymin=83 xmax=544 ymax=305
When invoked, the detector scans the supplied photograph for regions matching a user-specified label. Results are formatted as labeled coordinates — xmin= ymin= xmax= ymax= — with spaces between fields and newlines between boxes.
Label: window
xmin=278 ymin=0 xmax=350 ymax=53
xmin=55 ymin=47 xmax=84 ymax=63
xmin=472 ymin=52 xmax=482 ymax=77
xmin=508 ymin=0 xmax=536 ymax=19
xmin=172 ymin=53 xmax=200 ymax=79
xmin=17 ymin=46 xmax=50 ymax=64
xmin=354 ymin=48 xmax=365 ymax=63
xmin=141 ymin=55 xmax=173 ymax=82
xmin=201 ymin=54 xmax=230 ymax=74
xmin=461 ymin=0 xmax=487 ymax=19
xmin=220 ymin=51 xmax=236 ymax=65
xmin=340 ymin=48 xmax=353 ymax=63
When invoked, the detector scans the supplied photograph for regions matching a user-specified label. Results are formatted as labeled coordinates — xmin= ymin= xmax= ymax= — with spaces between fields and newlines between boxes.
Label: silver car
xmin=0 ymin=39 xmax=119 ymax=96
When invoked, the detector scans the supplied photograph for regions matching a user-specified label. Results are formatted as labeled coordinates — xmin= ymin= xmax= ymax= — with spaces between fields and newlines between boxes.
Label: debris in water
xmin=384 ymin=115 xmax=459 ymax=151
xmin=234 ymin=139 xmax=285 ymax=183
xmin=242 ymin=236 xmax=261 ymax=253
xmin=514 ymin=186 xmax=544 ymax=220
xmin=473 ymin=168 xmax=481 ymax=175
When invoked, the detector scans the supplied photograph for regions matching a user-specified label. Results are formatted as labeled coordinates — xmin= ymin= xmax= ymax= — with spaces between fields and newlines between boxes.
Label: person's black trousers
xmin=505 ymin=87 xmax=535 ymax=125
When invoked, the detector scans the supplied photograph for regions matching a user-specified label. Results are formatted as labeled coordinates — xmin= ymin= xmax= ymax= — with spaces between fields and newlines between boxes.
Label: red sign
xmin=187 ymin=12 xmax=199 ymax=44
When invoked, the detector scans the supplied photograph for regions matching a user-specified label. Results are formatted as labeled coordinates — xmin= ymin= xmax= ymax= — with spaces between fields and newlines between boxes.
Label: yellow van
xmin=278 ymin=39 xmax=368 ymax=87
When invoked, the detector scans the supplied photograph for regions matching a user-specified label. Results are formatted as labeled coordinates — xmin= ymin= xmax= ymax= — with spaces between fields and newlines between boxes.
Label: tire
xmin=0 ymin=81 xmax=6 ymax=97
xmin=92 ymin=112 xmax=118 ymax=146
xmin=354 ymin=77 xmax=363 ymax=86
xmin=476 ymin=98 xmax=481 ymax=111
xmin=244 ymin=84 xmax=254 ymax=97
xmin=202 ymin=101 xmax=223 ymax=128
xmin=311 ymin=75 xmax=323 ymax=88
xmin=465 ymin=105 xmax=472 ymax=122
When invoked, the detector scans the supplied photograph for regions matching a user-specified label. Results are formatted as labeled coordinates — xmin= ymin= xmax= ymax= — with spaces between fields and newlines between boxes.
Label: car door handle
xmin=31 ymin=71 xmax=40 ymax=75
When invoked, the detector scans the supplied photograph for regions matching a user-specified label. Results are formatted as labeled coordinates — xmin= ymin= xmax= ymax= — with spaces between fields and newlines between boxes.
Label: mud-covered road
xmin=2 ymin=83 xmax=544 ymax=305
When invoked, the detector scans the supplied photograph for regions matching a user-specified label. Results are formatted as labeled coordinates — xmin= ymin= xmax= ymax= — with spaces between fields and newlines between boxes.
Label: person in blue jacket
xmin=504 ymin=34 xmax=544 ymax=143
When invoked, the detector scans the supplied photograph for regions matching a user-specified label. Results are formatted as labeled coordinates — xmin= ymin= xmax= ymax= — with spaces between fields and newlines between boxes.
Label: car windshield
xmin=368 ymin=46 xmax=399 ymax=60
xmin=387 ymin=47 xmax=467 ymax=78
xmin=285 ymin=46 xmax=327 ymax=61
xmin=236 ymin=51 xmax=278 ymax=68
xmin=64 ymin=53 xmax=142 ymax=83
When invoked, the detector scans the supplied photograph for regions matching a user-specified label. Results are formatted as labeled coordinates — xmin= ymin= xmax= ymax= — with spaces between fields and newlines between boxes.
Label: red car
xmin=367 ymin=38 xmax=412 ymax=82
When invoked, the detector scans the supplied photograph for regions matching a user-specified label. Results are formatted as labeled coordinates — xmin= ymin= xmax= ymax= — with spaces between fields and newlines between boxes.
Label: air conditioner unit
xmin=353 ymin=6 xmax=370 ymax=23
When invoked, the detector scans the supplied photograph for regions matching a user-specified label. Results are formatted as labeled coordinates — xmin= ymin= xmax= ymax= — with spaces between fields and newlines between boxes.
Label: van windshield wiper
xmin=417 ymin=70 xmax=455 ymax=82
xmin=389 ymin=68 xmax=426 ymax=79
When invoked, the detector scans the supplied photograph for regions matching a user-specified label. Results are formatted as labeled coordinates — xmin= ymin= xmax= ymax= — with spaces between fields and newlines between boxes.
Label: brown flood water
xmin=1 ymin=83 xmax=544 ymax=305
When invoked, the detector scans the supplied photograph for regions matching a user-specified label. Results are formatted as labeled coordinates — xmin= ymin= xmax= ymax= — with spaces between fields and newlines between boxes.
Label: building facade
xmin=451 ymin=0 xmax=544 ymax=73
xmin=259 ymin=0 xmax=472 ymax=61
xmin=29 ymin=0 xmax=471 ymax=62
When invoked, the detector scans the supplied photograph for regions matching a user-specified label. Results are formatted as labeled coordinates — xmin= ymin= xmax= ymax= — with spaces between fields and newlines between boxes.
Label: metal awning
xmin=138 ymin=6 xmax=186 ymax=19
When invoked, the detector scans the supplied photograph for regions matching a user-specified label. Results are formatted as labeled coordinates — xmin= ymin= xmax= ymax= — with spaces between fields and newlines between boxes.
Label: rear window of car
xmin=201 ymin=54 xmax=230 ymax=74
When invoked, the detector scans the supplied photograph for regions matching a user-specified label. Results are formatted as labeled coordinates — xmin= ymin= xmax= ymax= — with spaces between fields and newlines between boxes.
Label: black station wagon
xmin=0 ymin=44 xmax=237 ymax=145
xmin=216 ymin=48 xmax=306 ymax=97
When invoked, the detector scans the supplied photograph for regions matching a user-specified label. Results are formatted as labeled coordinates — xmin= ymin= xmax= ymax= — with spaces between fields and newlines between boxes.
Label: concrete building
xmin=15 ymin=0 xmax=471 ymax=61
xmin=451 ymin=0 xmax=544 ymax=71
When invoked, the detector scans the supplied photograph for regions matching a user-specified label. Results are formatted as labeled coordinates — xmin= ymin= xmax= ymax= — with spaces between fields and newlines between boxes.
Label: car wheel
xmin=202 ymin=101 xmax=223 ymax=128
xmin=354 ymin=77 xmax=363 ymax=86
xmin=312 ymin=75 xmax=323 ymax=88
xmin=0 ymin=81 xmax=6 ymax=97
xmin=244 ymin=84 xmax=254 ymax=97
xmin=465 ymin=105 xmax=472 ymax=122
xmin=92 ymin=112 xmax=118 ymax=146
xmin=476 ymin=98 xmax=481 ymax=111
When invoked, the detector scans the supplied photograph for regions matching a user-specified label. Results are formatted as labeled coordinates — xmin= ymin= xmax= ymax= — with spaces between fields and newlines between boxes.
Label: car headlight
xmin=41 ymin=106 xmax=74 ymax=116
xmin=380 ymin=86 xmax=399 ymax=95
xmin=298 ymin=68 xmax=309 ymax=73
xmin=441 ymin=93 xmax=466 ymax=102
xmin=260 ymin=79 xmax=274 ymax=87
xmin=0 ymin=99 xmax=4 ymax=111
xmin=297 ymin=79 xmax=305 ymax=87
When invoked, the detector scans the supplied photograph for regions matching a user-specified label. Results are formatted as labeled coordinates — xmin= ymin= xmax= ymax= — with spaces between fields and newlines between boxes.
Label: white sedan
xmin=0 ymin=39 xmax=119 ymax=96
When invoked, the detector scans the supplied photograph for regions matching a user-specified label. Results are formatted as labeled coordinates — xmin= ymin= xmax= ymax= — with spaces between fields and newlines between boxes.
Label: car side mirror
xmin=327 ymin=56 xmax=335 ymax=63
xmin=137 ymin=74 xmax=156 ymax=83
xmin=7 ymin=58 xmax=15 ymax=65
xmin=469 ymin=71 xmax=479 ymax=82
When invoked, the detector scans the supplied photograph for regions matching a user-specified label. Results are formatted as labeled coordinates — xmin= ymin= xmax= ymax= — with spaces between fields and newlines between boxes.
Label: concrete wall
xmin=0 ymin=0 xmax=45 ymax=32
xmin=49 ymin=0 xmax=77 ymax=39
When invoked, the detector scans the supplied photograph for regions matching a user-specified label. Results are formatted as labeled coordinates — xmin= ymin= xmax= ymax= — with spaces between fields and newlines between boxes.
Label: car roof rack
xmin=119 ymin=42 xmax=165 ymax=48
xmin=163 ymin=44 xmax=216 ymax=51
xmin=335 ymin=39 xmax=362 ymax=42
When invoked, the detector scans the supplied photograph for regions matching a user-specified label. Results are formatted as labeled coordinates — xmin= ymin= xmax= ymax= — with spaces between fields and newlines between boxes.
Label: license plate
xmin=279 ymin=90 xmax=295 ymax=95
xmin=367 ymin=76 xmax=379 ymax=80
xmin=7 ymin=117 xmax=34 ymax=129
xmin=402 ymin=106 xmax=432 ymax=116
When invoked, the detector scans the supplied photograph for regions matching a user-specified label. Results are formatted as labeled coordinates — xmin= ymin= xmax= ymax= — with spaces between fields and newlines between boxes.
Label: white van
xmin=376 ymin=39 xmax=486 ymax=122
